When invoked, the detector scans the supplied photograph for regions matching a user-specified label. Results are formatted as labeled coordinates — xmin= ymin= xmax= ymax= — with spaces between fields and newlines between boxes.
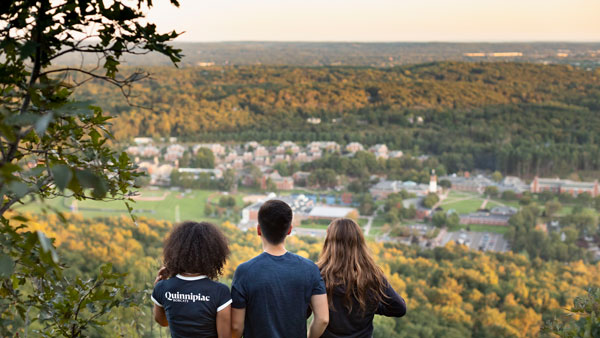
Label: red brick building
xmin=260 ymin=171 xmax=294 ymax=190
xmin=530 ymin=177 xmax=599 ymax=197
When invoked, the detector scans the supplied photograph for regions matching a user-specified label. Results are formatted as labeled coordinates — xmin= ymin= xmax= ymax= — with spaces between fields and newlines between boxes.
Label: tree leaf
xmin=75 ymin=169 xmax=98 ymax=189
xmin=51 ymin=165 xmax=72 ymax=191
xmin=0 ymin=254 xmax=14 ymax=278
xmin=34 ymin=112 xmax=53 ymax=135
xmin=89 ymin=129 xmax=101 ymax=145
xmin=5 ymin=112 xmax=38 ymax=126
xmin=37 ymin=231 xmax=59 ymax=263
xmin=8 ymin=181 xmax=29 ymax=199
xmin=76 ymin=169 xmax=107 ymax=199
xmin=0 ymin=122 xmax=16 ymax=142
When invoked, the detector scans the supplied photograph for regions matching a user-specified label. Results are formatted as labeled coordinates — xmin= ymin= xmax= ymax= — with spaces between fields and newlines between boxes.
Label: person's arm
xmin=307 ymin=294 xmax=329 ymax=338
xmin=153 ymin=304 xmax=169 ymax=326
xmin=376 ymin=282 xmax=406 ymax=317
xmin=230 ymin=265 xmax=247 ymax=338
xmin=152 ymin=268 xmax=169 ymax=326
xmin=216 ymin=304 xmax=231 ymax=338
xmin=231 ymin=307 xmax=246 ymax=338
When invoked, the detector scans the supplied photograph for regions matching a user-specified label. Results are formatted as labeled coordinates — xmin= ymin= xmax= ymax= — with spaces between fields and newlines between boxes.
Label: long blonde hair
xmin=317 ymin=218 xmax=387 ymax=313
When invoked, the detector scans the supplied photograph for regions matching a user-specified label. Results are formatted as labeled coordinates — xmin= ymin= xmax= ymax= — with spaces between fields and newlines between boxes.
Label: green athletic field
xmin=15 ymin=188 xmax=244 ymax=224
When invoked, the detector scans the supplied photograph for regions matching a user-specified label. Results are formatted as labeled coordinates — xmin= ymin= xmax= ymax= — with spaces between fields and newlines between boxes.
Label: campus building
xmin=345 ymin=142 xmax=364 ymax=153
xmin=240 ymin=194 xmax=313 ymax=229
xmin=530 ymin=177 xmax=599 ymax=197
xmin=459 ymin=206 xmax=518 ymax=226
xmin=429 ymin=170 xmax=438 ymax=194
xmin=177 ymin=168 xmax=223 ymax=179
xmin=370 ymin=180 xmax=430 ymax=199
xmin=307 ymin=206 xmax=358 ymax=221
xmin=440 ymin=174 xmax=494 ymax=194
xmin=260 ymin=171 xmax=294 ymax=190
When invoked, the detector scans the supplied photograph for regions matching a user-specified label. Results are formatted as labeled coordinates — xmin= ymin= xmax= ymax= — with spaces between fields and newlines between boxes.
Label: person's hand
xmin=155 ymin=267 xmax=168 ymax=285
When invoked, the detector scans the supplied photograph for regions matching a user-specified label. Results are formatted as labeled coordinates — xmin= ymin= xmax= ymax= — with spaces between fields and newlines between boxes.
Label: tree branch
xmin=40 ymin=67 xmax=152 ymax=109
xmin=0 ymin=176 xmax=53 ymax=214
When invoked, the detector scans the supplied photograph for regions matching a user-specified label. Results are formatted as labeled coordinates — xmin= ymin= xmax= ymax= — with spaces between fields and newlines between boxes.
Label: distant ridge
xmin=55 ymin=42 xmax=600 ymax=67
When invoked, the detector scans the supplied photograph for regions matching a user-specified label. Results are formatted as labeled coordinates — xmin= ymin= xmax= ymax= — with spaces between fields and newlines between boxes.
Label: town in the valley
xmin=54 ymin=137 xmax=600 ymax=260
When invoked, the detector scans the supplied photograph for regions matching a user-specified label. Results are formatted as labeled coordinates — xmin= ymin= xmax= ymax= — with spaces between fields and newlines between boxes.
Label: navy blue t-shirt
xmin=231 ymin=252 xmax=326 ymax=338
xmin=151 ymin=275 xmax=232 ymax=338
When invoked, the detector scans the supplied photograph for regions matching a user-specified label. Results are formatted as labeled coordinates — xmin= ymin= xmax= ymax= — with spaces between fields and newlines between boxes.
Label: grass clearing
xmin=15 ymin=188 xmax=243 ymax=223
xmin=369 ymin=227 xmax=385 ymax=235
xmin=441 ymin=198 xmax=485 ymax=214
xmin=485 ymin=200 xmax=504 ymax=209
xmin=372 ymin=215 xmax=388 ymax=228
xmin=300 ymin=223 xmax=330 ymax=230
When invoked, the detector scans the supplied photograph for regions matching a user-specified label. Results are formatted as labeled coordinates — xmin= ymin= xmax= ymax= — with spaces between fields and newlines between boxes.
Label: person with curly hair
xmin=151 ymin=221 xmax=231 ymax=338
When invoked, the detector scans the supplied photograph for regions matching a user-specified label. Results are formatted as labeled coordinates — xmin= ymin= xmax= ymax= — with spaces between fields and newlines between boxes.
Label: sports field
xmin=439 ymin=191 xmax=487 ymax=214
xmin=15 ymin=188 xmax=244 ymax=224
xmin=440 ymin=190 xmax=520 ymax=214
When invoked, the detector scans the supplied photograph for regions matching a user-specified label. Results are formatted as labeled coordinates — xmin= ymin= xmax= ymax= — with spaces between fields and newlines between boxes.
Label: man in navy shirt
xmin=231 ymin=199 xmax=329 ymax=338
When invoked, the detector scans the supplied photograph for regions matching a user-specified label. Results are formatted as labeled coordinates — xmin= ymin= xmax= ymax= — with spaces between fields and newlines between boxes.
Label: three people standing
xmin=152 ymin=199 xmax=406 ymax=337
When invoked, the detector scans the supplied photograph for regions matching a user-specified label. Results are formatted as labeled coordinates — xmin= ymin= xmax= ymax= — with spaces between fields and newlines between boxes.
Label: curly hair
xmin=162 ymin=221 xmax=230 ymax=280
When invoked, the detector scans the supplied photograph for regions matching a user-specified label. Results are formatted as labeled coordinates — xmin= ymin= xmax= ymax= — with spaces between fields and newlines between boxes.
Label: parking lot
xmin=440 ymin=230 xmax=510 ymax=252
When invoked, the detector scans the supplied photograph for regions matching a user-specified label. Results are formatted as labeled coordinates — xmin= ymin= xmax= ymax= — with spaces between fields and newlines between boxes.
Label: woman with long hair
xmin=316 ymin=218 xmax=406 ymax=338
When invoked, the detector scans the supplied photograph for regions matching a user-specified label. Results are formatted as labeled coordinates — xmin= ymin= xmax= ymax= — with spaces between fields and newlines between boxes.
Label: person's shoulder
xmin=157 ymin=276 xmax=178 ymax=287
xmin=286 ymin=252 xmax=319 ymax=269
xmin=202 ymin=279 xmax=231 ymax=298
xmin=156 ymin=276 xmax=181 ymax=290
xmin=234 ymin=253 xmax=264 ymax=274
xmin=154 ymin=279 xmax=166 ymax=290
xmin=210 ymin=280 xmax=231 ymax=291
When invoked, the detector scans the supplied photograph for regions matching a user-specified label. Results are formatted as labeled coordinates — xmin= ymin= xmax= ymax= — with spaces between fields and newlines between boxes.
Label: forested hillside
xmin=75 ymin=62 xmax=600 ymax=176
xmin=18 ymin=213 xmax=600 ymax=337
xmin=55 ymin=42 xmax=600 ymax=67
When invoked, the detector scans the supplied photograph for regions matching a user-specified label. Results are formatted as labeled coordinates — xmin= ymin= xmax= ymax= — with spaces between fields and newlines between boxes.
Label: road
xmin=430 ymin=190 xmax=450 ymax=210
xmin=363 ymin=205 xmax=383 ymax=236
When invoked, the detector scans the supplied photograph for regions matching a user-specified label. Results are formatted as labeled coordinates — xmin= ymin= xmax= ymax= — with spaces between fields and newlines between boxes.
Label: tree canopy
xmin=0 ymin=1 xmax=181 ymax=335
xmin=72 ymin=62 xmax=600 ymax=177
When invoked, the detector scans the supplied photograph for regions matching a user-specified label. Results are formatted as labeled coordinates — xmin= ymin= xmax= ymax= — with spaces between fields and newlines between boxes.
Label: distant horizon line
xmin=170 ymin=40 xmax=600 ymax=44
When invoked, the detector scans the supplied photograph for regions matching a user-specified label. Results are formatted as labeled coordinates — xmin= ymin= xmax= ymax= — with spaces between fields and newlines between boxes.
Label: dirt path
xmin=131 ymin=191 xmax=170 ymax=201
xmin=430 ymin=190 xmax=450 ymax=210
xmin=480 ymin=198 xmax=489 ymax=209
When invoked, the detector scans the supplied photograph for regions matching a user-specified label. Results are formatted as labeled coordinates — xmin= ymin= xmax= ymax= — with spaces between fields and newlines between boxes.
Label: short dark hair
xmin=258 ymin=199 xmax=293 ymax=244
xmin=163 ymin=221 xmax=229 ymax=279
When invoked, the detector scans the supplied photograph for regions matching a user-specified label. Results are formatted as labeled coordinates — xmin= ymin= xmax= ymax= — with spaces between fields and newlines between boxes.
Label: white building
xmin=345 ymin=142 xmax=364 ymax=153
xmin=178 ymin=168 xmax=223 ymax=179
xmin=369 ymin=144 xmax=389 ymax=159
xmin=429 ymin=170 xmax=438 ymax=194
xmin=308 ymin=206 xmax=357 ymax=220
xmin=193 ymin=143 xmax=226 ymax=156
xmin=133 ymin=137 xmax=153 ymax=145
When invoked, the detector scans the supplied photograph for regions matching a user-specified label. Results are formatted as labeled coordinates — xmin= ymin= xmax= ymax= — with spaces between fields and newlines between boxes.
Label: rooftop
xmin=308 ymin=206 xmax=355 ymax=218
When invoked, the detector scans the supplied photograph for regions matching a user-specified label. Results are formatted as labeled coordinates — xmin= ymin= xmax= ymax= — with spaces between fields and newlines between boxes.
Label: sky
xmin=144 ymin=0 xmax=600 ymax=42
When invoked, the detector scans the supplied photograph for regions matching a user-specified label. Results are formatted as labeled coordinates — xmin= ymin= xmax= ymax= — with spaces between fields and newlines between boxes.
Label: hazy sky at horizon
xmin=145 ymin=0 xmax=600 ymax=42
